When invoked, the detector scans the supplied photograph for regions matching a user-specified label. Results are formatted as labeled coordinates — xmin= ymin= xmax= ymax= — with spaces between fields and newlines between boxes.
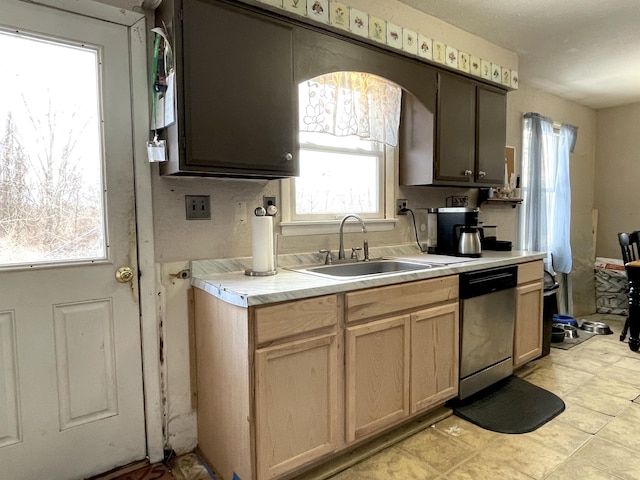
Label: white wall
xmin=594 ymin=102 xmax=640 ymax=259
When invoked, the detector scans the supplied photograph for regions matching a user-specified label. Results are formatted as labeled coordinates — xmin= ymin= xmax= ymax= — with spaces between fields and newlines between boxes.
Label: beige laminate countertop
xmin=191 ymin=246 xmax=546 ymax=308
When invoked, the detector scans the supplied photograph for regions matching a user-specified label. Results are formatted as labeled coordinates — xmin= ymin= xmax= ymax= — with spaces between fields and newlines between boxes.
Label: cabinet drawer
xmin=255 ymin=295 xmax=339 ymax=344
xmin=345 ymin=276 xmax=458 ymax=323
xmin=518 ymin=260 xmax=543 ymax=285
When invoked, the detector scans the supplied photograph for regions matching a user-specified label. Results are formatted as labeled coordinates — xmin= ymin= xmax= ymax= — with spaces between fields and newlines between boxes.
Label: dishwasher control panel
xmin=459 ymin=265 xmax=518 ymax=299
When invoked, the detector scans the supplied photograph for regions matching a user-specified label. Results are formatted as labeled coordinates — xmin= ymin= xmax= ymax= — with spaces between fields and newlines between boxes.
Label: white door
xmin=0 ymin=1 xmax=147 ymax=478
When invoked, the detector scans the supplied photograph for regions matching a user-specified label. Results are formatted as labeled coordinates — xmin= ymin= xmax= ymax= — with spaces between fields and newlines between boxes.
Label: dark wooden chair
xmin=625 ymin=260 xmax=640 ymax=351
xmin=618 ymin=231 xmax=640 ymax=341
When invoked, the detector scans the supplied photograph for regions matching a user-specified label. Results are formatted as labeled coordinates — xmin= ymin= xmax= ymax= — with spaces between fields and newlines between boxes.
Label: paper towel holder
xmin=245 ymin=205 xmax=278 ymax=276
xmin=244 ymin=268 xmax=277 ymax=276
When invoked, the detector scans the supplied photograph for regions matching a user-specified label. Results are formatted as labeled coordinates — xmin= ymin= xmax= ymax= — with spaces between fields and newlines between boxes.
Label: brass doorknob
xmin=116 ymin=267 xmax=134 ymax=283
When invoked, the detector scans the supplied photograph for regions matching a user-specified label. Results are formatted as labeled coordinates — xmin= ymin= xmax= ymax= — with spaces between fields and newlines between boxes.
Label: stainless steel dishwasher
xmin=458 ymin=265 xmax=518 ymax=399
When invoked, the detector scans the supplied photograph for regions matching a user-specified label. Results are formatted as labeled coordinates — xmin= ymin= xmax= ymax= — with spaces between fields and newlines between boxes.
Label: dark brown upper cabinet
xmin=435 ymin=73 xmax=476 ymax=184
xmin=157 ymin=0 xmax=506 ymax=181
xmin=400 ymin=72 xmax=507 ymax=187
xmin=476 ymin=85 xmax=507 ymax=185
xmin=157 ymin=0 xmax=298 ymax=178
xmin=294 ymin=26 xmax=437 ymax=113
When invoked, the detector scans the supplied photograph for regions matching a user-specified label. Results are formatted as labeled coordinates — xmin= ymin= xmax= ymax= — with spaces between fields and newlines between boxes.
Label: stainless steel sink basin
xmin=291 ymin=259 xmax=433 ymax=279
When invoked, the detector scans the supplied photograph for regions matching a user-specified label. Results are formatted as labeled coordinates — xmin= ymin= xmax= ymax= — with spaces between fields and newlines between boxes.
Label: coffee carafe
xmin=458 ymin=226 xmax=483 ymax=257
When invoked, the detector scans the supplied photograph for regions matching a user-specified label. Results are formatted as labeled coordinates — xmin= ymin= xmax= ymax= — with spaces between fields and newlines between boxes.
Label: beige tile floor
xmin=169 ymin=313 xmax=640 ymax=480
xmin=328 ymin=313 xmax=640 ymax=480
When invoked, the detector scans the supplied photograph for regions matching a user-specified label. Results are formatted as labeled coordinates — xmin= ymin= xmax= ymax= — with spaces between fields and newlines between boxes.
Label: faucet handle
xmin=351 ymin=247 xmax=363 ymax=260
xmin=319 ymin=249 xmax=333 ymax=265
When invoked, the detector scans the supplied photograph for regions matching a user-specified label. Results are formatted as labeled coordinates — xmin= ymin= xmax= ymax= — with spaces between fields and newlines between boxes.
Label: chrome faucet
xmin=338 ymin=214 xmax=367 ymax=260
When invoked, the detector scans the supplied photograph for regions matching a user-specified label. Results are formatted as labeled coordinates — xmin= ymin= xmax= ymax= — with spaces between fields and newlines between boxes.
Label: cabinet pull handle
xmin=283 ymin=152 xmax=293 ymax=161
xmin=478 ymin=171 xmax=486 ymax=178
xmin=464 ymin=169 xmax=473 ymax=176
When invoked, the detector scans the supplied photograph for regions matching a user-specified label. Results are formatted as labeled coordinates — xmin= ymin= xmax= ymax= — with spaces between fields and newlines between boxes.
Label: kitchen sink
xmin=291 ymin=259 xmax=433 ymax=279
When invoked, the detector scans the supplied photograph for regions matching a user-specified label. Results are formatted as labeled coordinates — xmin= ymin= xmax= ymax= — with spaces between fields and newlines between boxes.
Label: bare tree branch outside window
xmin=0 ymin=30 xmax=105 ymax=266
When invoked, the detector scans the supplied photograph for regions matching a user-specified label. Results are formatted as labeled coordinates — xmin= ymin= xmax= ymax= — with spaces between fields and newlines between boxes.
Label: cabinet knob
xmin=478 ymin=171 xmax=486 ymax=178
xmin=464 ymin=169 xmax=473 ymax=176
xmin=283 ymin=152 xmax=293 ymax=162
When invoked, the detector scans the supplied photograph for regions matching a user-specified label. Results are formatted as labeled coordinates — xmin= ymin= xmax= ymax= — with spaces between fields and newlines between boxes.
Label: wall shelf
xmin=477 ymin=188 xmax=522 ymax=208
xmin=482 ymin=198 xmax=523 ymax=208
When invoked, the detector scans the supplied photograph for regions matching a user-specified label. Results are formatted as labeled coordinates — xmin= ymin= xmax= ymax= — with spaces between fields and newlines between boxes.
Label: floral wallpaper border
xmin=257 ymin=0 xmax=519 ymax=89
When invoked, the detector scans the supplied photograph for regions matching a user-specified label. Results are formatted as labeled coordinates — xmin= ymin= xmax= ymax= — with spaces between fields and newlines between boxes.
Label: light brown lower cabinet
xmin=345 ymin=315 xmax=411 ymax=442
xmin=411 ymin=303 xmax=459 ymax=413
xmin=194 ymin=289 xmax=341 ymax=480
xmin=194 ymin=274 xmax=459 ymax=480
xmin=255 ymin=333 xmax=340 ymax=480
xmin=513 ymin=260 xmax=544 ymax=368
xmin=345 ymin=300 xmax=459 ymax=443
xmin=344 ymin=276 xmax=459 ymax=444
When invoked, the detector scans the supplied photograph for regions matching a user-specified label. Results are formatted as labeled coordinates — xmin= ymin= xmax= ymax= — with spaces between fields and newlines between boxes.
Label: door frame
xmin=129 ymin=13 xmax=166 ymax=465
xmin=31 ymin=0 xmax=165 ymax=463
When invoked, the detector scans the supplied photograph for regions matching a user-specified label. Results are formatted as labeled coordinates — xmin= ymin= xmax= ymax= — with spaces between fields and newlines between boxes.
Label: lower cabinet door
xmin=255 ymin=333 xmax=340 ymax=480
xmin=345 ymin=315 xmax=410 ymax=442
xmin=411 ymin=302 xmax=459 ymax=413
xmin=514 ymin=281 xmax=544 ymax=368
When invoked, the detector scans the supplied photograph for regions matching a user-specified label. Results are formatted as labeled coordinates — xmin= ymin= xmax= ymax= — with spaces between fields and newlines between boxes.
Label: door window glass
xmin=0 ymin=30 xmax=105 ymax=267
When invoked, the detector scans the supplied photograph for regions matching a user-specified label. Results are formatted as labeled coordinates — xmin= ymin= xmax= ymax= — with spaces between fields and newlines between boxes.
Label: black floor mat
xmin=551 ymin=330 xmax=597 ymax=350
xmin=450 ymin=375 xmax=565 ymax=434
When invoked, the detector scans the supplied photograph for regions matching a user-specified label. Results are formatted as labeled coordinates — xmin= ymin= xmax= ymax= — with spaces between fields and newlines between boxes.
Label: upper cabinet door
xmin=163 ymin=0 xmax=297 ymax=177
xmin=436 ymin=73 xmax=476 ymax=183
xmin=476 ymin=86 xmax=507 ymax=185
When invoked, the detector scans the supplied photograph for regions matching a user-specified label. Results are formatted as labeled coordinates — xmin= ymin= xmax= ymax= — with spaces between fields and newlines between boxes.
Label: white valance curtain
xmin=520 ymin=112 xmax=578 ymax=275
xmin=298 ymin=72 xmax=402 ymax=146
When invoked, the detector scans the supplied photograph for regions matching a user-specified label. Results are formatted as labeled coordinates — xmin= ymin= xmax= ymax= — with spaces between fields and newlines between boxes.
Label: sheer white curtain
xmin=520 ymin=113 xmax=578 ymax=274
xmin=298 ymin=72 xmax=402 ymax=146
xmin=551 ymin=124 xmax=578 ymax=273
xmin=520 ymin=113 xmax=555 ymax=269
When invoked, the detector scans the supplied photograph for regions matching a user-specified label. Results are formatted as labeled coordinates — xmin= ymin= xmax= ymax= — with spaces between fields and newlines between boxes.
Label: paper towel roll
xmin=252 ymin=215 xmax=274 ymax=273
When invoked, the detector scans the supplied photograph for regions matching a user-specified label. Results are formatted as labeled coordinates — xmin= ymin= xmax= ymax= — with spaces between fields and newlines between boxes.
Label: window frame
xmin=0 ymin=28 xmax=108 ymax=269
xmin=291 ymin=132 xmax=385 ymax=221
xmin=519 ymin=120 xmax=560 ymax=254
xmin=280 ymin=143 xmax=397 ymax=236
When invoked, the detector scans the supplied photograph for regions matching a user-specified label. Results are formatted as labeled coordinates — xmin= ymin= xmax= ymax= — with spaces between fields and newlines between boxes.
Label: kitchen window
xmin=293 ymin=132 xmax=384 ymax=220
xmin=280 ymin=72 xmax=401 ymax=236
xmin=520 ymin=112 xmax=578 ymax=314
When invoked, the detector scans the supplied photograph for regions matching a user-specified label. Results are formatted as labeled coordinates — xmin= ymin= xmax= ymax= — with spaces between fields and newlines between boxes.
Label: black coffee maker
xmin=434 ymin=207 xmax=480 ymax=256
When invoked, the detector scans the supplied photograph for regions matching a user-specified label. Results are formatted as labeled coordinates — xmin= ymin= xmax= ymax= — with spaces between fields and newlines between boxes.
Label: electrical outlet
xmin=263 ymin=196 xmax=276 ymax=211
xmin=396 ymin=199 xmax=408 ymax=215
xmin=185 ymin=195 xmax=211 ymax=220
